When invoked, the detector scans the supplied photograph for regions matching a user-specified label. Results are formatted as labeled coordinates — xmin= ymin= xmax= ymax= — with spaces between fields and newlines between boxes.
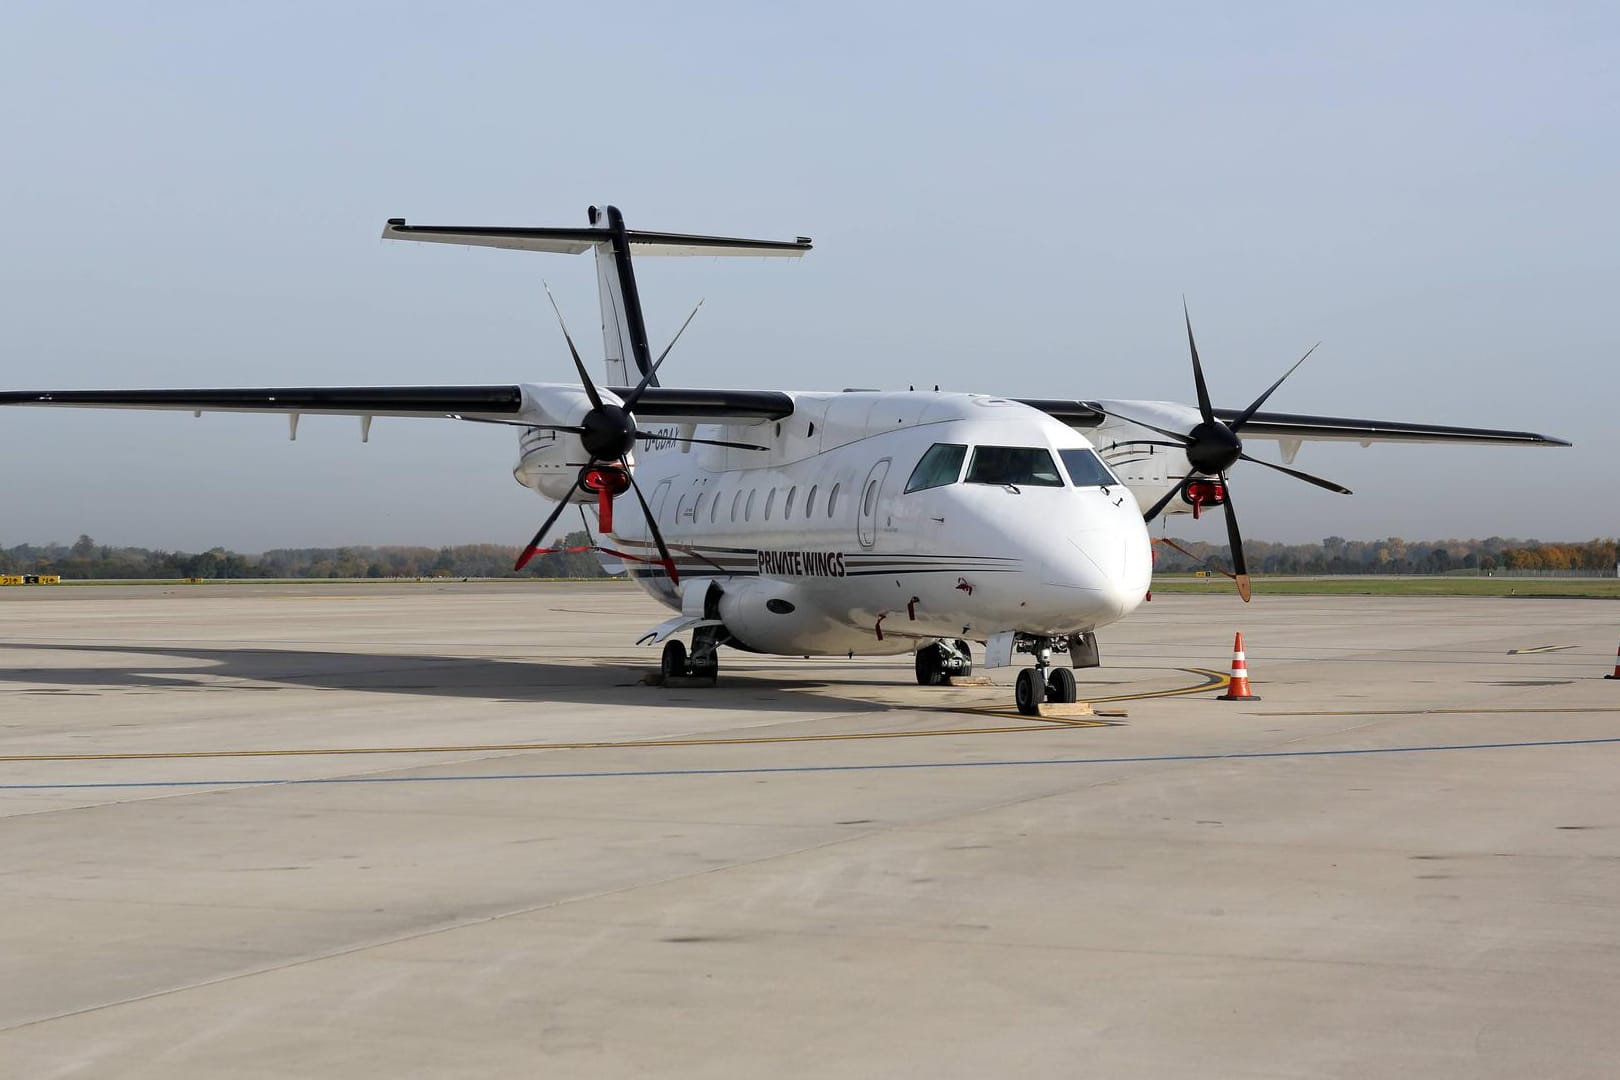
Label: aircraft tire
xmin=952 ymin=639 xmax=974 ymax=678
xmin=1015 ymin=668 xmax=1043 ymax=716
xmin=661 ymin=639 xmax=689 ymax=678
xmin=915 ymin=645 xmax=946 ymax=686
xmin=1046 ymin=667 xmax=1078 ymax=703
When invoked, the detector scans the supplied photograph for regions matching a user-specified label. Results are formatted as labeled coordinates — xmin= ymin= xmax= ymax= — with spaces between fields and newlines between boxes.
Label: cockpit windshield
xmin=964 ymin=446 xmax=1064 ymax=487
xmin=1058 ymin=448 xmax=1119 ymax=488
xmin=904 ymin=443 xmax=967 ymax=493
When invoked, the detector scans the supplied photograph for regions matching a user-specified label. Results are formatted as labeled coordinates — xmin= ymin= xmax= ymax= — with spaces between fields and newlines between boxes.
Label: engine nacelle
xmin=510 ymin=383 xmax=631 ymax=503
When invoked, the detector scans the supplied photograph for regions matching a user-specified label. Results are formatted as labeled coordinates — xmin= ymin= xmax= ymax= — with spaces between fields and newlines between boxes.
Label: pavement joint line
xmin=1257 ymin=707 xmax=1620 ymax=717
xmin=0 ymin=724 xmax=1063 ymax=763
xmin=5 ymin=734 xmax=1620 ymax=790
xmin=0 ymin=670 xmax=1225 ymax=764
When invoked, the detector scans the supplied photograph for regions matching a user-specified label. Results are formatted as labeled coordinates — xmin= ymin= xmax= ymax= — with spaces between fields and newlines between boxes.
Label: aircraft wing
xmin=0 ymin=385 xmax=795 ymax=425
xmin=1023 ymin=399 xmax=1571 ymax=448
xmin=0 ymin=385 xmax=529 ymax=420
xmin=1205 ymin=408 xmax=1571 ymax=447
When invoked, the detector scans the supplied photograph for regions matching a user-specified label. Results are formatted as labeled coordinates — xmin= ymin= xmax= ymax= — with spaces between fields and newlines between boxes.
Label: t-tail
xmin=382 ymin=206 xmax=811 ymax=386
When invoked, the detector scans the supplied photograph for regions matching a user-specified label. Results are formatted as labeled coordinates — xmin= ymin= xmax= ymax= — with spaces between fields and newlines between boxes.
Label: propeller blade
xmin=1231 ymin=342 xmax=1320 ymax=432
xmin=674 ymin=544 xmax=732 ymax=576
xmin=543 ymin=282 xmax=605 ymax=413
xmin=1237 ymin=452 xmax=1351 ymax=494
xmin=1219 ymin=477 xmax=1252 ymax=602
xmin=1142 ymin=470 xmax=1197 ymax=523
xmin=514 ymin=478 xmax=582 ymax=571
xmin=622 ymin=299 xmax=704 ymax=413
xmin=1184 ymin=299 xmax=1215 ymax=425
xmin=626 ymin=470 xmax=679 ymax=585
xmin=632 ymin=430 xmax=769 ymax=452
xmin=1097 ymin=408 xmax=1195 ymax=445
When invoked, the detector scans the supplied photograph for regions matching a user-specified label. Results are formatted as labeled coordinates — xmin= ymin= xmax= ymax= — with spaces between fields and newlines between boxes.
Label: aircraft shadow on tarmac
xmin=0 ymin=642 xmax=893 ymax=714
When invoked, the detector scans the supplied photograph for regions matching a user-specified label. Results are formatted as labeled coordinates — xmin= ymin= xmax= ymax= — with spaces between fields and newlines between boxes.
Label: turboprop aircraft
xmin=0 ymin=205 xmax=1570 ymax=714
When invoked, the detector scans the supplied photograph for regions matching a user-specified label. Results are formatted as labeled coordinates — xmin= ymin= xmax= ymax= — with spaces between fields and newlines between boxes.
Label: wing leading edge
xmin=0 ymin=385 xmax=795 ymax=425
xmin=1022 ymin=399 xmax=1570 ymax=448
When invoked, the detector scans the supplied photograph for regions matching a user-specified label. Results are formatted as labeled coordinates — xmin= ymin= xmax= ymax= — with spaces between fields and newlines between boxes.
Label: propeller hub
xmin=580 ymin=404 xmax=637 ymax=462
xmin=1185 ymin=421 xmax=1242 ymax=476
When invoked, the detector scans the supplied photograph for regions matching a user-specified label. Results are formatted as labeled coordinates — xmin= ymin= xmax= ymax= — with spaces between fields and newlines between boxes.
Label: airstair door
xmin=857 ymin=459 xmax=890 ymax=548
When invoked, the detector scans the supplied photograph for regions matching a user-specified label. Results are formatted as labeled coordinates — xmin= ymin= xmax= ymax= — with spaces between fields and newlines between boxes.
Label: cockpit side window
xmin=1058 ymin=448 xmax=1119 ymax=488
xmin=904 ymin=443 xmax=968 ymax=493
xmin=965 ymin=446 xmax=1064 ymax=487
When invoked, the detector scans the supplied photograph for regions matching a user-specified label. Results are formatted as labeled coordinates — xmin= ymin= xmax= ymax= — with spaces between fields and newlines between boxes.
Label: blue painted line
xmin=3 ymin=735 xmax=1620 ymax=790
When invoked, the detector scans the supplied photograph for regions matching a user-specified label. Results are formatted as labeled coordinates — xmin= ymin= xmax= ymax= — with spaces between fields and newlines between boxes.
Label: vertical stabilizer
xmin=589 ymin=205 xmax=651 ymax=388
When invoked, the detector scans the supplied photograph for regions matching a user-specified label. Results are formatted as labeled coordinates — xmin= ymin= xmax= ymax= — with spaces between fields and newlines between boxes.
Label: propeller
xmin=1108 ymin=302 xmax=1352 ymax=602
xmin=514 ymin=291 xmax=753 ymax=579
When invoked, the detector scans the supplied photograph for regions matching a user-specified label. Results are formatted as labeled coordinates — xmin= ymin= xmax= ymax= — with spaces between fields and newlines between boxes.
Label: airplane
xmin=0 ymin=205 xmax=1570 ymax=715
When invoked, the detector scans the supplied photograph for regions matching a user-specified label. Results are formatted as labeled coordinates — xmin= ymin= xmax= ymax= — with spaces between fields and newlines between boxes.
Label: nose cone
xmin=1041 ymin=522 xmax=1152 ymax=627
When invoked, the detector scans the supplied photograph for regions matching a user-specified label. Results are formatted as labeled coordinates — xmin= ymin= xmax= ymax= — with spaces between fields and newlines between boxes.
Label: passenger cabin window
xmin=764 ymin=489 xmax=776 ymax=520
xmin=806 ymin=485 xmax=818 ymax=518
xmin=1059 ymin=448 xmax=1119 ymax=488
xmin=827 ymin=483 xmax=840 ymax=517
xmin=965 ymin=446 xmax=1064 ymax=487
xmin=784 ymin=486 xmax=797 ymax=518
xmin=904 ymin=443 xmax=967 ymax=493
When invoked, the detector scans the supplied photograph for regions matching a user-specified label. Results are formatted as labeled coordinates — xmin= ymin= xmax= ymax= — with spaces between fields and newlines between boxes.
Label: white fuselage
xmin=517 ymin=390 xmax=1153 ymax=657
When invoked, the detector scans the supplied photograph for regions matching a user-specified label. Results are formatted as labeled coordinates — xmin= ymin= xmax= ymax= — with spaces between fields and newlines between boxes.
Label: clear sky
xmin=1 ymin=1 xmax=1614 ymax=551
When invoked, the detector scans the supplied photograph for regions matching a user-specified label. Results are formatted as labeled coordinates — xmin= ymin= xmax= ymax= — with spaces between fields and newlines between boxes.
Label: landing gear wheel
xmin=1015 ymin=668 xmax=1044 ymax=716
xmin=914 ymin=645 xmax=947 ymax=686
xmin=952 ymin=639 xmax=974 ymax=678
xmin=689 ymin=651 xmax=718 ymax=680
xmin=660 ymin=639 xmax=689 ymax=679
xmin=1046 ymin=667 xmax=1077 ymax=704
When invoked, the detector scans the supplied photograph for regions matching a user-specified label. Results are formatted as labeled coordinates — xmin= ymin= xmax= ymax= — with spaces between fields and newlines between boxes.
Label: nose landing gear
xmin=1009 ymin=633 xmax=1089 ymax=715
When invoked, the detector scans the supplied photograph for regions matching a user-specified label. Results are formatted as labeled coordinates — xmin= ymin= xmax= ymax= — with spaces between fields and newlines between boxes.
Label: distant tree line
xmin=1154 ymin=536 xmax=1618 ymax=576
xmin=3 ymin=533 xmax=1614 ymax=581
xmin=0 ymin=533 xmax=607 ymax=580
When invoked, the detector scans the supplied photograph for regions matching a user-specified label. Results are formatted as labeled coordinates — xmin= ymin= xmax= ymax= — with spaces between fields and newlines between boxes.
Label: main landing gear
xmin=914 ymin=639 xmax=974 ymax=686
xmin=661 ymin=626 xmax=722 ymax=681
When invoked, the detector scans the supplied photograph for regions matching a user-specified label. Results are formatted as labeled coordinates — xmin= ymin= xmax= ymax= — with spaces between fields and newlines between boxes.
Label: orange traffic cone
xmin=1218 ymin=632 xmax=1261 ymax=700
xmin=1606 ymin=636 xmax=1620 ymax=680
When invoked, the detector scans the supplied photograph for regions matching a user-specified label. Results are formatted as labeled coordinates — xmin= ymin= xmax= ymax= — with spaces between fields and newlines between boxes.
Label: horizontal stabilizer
xmin=383 ymin=220 xmax=811 ymax=258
